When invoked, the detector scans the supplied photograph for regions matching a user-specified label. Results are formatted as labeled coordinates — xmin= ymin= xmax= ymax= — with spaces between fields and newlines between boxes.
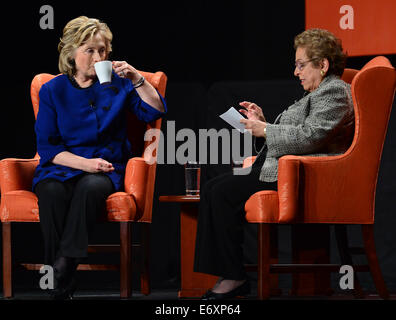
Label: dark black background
xmin=1 ymin=0 xmax=396 ymax=296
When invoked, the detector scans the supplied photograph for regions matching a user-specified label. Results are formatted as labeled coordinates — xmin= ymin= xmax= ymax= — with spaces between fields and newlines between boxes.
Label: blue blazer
xmin=33 ymin=73 xmax=167 ymax=191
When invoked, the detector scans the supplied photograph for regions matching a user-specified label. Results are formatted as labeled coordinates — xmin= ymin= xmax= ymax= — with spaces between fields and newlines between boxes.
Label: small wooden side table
xmin=159 ymin=195 xmax=217 ymax=298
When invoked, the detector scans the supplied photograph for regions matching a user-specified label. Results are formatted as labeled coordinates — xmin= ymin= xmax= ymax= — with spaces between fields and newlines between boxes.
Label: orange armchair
xmin=244 ymin=56 xmax=396 ymax=299
xmin=1 ymin=70 xmax=167 ymax=298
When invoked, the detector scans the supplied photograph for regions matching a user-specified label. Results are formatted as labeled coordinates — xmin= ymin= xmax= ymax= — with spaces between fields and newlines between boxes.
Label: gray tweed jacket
xmin=257 ymin=74 xmax=354 ymax=182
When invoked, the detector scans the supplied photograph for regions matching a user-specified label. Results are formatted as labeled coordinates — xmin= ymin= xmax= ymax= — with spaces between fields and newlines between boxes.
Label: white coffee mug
xmin=94 ymin=61 xmax=112 ymax=85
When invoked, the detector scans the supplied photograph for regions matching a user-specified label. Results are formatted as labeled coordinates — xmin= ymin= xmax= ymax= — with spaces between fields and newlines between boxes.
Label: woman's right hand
xmin=239 ymin=101 xmax=266 ymax=122
xmin=83 ymin=158 xmax=114 ymax=173
xmin=52 ymin=151 xmax=114 ymax=173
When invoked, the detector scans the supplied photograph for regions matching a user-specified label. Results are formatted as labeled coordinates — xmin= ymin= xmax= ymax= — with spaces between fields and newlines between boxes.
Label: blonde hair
xmin=58 ymin=16 xmax=113 ymax=76
xmin=294 ymin=28 xmax=346 ymax=77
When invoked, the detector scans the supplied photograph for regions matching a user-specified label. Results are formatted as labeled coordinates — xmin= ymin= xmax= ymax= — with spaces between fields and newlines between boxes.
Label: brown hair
xmin=294 ymin=28 xmax=347 ymax=77
xmin=58 ymin=16 xmax=113 ymax=76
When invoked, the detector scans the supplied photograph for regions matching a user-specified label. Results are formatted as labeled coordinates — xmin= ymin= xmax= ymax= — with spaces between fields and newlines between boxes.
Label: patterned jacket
xmin=258 ymin=74 xmax=354 ymax=182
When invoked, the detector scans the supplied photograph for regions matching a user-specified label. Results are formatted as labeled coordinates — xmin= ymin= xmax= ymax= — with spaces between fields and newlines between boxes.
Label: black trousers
xmin=34 ymin=173 xmax=115 ymax=265
xmin=194 ymin=159 xmax=277 ymax=280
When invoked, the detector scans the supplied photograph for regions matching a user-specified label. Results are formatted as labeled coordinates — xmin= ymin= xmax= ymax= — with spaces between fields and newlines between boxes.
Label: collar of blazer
xmin=317 ymin=74 xmax=340 ymax=90
xmin=299 ymin=74 xmax=340 ymax=101
xmin=275 ymin=74 xmax=341 ymax=125
xmin=299 ymin=74 xmax=341 ymax=102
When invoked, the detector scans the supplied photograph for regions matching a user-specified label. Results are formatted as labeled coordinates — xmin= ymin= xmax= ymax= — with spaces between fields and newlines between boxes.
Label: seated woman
xmin=33 ymin=16 xmax=166 ymax=299
xmin=194 ymin=28 xmax=354 ymax=300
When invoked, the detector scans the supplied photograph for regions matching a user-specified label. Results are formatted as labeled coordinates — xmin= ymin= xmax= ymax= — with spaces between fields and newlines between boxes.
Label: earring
xmin=320 ymin=70 xmax=325 ymax=76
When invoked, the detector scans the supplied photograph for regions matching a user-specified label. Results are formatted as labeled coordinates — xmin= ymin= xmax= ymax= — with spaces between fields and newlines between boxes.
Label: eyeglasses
xmin=295 ymin=59 xmax=316 ymax=71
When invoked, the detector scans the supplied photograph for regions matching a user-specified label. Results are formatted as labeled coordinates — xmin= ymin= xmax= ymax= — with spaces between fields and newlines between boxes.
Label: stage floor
xmin=1 ymin=288 xmax=395 ymax=300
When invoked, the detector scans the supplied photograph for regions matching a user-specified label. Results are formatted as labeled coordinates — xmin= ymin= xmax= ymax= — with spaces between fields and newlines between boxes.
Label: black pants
xmin=194 ymin=160 xmax=277 ymax=280
xmin=34 ymin=173 xmax=114 ymax=265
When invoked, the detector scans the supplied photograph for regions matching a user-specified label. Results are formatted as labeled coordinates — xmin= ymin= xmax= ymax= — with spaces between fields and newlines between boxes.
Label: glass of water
xmin=184 ymin=161 xmax=201 ymax=196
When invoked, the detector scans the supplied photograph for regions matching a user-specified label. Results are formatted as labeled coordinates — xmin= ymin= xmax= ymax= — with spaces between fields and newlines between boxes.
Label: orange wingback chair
xmin=244 ymin=56 xmax=396 ymax=299
xmin=0 ymin=70 xmax=167 ymax=298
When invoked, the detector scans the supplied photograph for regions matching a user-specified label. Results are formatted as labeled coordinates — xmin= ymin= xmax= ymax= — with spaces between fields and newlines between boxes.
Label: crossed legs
xmin=194 ymin=165 xmax=276 ymax=294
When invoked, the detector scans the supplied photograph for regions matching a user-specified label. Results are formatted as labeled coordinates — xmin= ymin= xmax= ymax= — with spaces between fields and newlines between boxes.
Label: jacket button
xmin=89 ymin=100 xmax=96 ymax=109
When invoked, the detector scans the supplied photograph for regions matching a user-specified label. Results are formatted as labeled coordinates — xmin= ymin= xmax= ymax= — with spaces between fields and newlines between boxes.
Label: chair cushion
xmin=1 ymin=191 xmax=138 ymax=222
xmin=1 ymin=191 xmax=39 ymax=222
xmin=106 ymin=192 xmax=138 ymax=221
xmin=245 ymin=191 xmax=279 ymax=223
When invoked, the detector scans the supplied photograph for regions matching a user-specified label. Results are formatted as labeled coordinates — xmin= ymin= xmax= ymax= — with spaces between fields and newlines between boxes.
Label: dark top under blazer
xmin=33 ymin=72 xmax=167 ymax=191
xmin=258 ymin=74 xmax=354 ymax=182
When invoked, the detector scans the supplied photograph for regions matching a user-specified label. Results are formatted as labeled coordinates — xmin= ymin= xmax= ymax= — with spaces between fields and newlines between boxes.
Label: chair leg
xmin=2 ymin=222 xmax=12 ymax=298
xmin=361 ymin=224 xmax=389 ymax=299
xmin=140 ymin=223 xmax=150 ymax=295
xmin=120 ymin=222 xmax=132 ymax=298
xmin=269 ymin=225 xmax=281 ymax=296
xmin=257 ymin=224 xmax=271 ymax=300
xmin=334 ymin=225 xmax=365 ymax=298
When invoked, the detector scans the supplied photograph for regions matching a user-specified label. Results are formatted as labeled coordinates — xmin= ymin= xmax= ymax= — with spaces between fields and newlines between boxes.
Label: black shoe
xmin=201 ymin=280 xmax=250 ymax=300
xmin=49 ymin=277 xmax=77 ymax=300
xmin=50 ymin=256 xmax=79 ymax=300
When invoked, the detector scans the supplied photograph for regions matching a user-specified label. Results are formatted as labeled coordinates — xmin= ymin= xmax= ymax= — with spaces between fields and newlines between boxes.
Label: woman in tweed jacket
xmin=194 ymin=29 xmax=354 ymax=300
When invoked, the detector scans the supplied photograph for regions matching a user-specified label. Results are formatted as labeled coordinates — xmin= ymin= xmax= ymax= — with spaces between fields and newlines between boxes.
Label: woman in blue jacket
xmin=33 ymin=16 xmax=166 ymax=299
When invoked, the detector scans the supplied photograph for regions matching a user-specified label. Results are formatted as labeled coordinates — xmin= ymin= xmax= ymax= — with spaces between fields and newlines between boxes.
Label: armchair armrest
xmin=0 ymin=158 xmax=39 ymax=195
xmin=277 ymin=152 xmax=371 ymax=224
xmin=124 ymin=157 xmax=151 ymax=214
xmin=277 ymin=155 xmax=301 ymax=223
xmin=278 ymin=154 xmax=347 ymax=223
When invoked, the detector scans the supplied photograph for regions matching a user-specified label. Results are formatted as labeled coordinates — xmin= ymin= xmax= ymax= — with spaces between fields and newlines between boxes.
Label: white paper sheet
xmin=219 ymin=107 xmax=248 ymax=133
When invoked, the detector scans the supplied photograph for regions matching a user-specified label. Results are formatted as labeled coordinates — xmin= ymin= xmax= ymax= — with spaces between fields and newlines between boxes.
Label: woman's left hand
xmin=112 ymin=60 xmax=164 ymax=112
xmin=239 ymin=101 xmax=266 ymax=122
xmin=240 ymin=119 xmax=267 ymax=137
xmin=112 ymin=61 xmax=142 ymax=83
